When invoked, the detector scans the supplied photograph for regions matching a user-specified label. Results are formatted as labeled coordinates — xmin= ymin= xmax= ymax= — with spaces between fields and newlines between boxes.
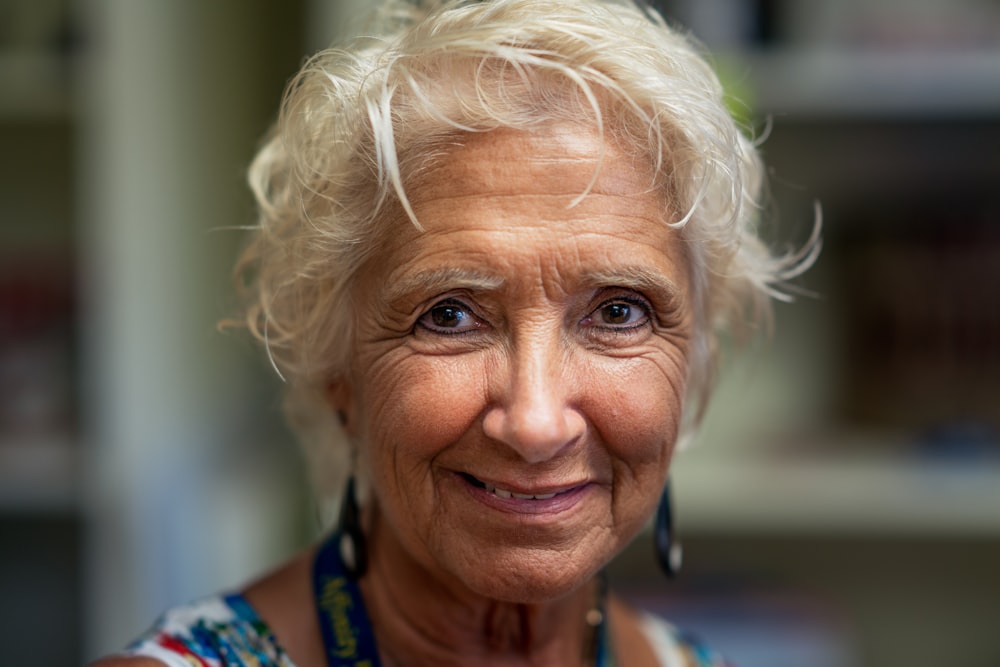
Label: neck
xmin=358 ymin=507 xmax=602 ymax=667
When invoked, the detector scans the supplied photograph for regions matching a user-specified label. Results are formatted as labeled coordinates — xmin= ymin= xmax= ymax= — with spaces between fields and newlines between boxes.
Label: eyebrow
xmin=383 ymin=267 xmax=505 ymax=305
xmin=383 ymin=264 xmax=685 ymax=307
xmin=581 ymin=265 xmax=686 ymax=304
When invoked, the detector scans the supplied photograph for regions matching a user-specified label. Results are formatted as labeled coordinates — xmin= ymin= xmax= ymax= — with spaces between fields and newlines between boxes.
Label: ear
xmin=326 ymin=378 xmax=357 ymax=436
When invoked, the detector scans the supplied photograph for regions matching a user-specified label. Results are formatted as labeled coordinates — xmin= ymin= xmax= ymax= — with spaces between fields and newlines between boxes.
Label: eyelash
xmin=414 ymin=293 xmax=652 ymax=338
xmin=584 ymin=295 xmax=652 ymax=332
xmin=415 ymin=298 xmax=485 ymax=336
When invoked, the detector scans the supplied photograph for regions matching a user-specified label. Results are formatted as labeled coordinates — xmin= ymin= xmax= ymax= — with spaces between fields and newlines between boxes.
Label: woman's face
xmin=338 ymin=124 xmax=693 ymax=602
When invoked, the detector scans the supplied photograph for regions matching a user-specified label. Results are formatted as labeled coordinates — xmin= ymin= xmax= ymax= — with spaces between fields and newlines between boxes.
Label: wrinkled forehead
xmin=403 ymin=122 xmax=664 ymax=211
xmin=360 ymin=122 xmax=687 ymax=292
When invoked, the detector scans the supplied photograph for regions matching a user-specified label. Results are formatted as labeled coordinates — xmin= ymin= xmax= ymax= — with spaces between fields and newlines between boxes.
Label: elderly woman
xmin=93 ymin=0 xmax=817 ymax=665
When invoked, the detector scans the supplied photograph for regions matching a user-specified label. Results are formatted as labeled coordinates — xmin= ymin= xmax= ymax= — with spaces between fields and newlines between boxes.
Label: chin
xmin=441 ymin=542 xmax=611 ymax=604
xmin=462 ymin=569 xmax=595 ymax=605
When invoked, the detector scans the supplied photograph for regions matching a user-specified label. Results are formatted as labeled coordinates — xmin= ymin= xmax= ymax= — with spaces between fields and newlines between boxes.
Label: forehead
xmin=406 ymin=123 xmax=661 ymax=208
xmin=361 ymin=122 xmax=688 ymax=296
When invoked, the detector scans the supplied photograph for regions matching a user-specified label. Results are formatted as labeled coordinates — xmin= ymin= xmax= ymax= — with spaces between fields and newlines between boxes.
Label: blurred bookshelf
xmin=717 ymin=48 xmax=1000 ymax=118
xmin=0 ymin=2 xmax=82 ymax=666
xmin=649 ymin=2 xmax=1000 ymax=666
xmin=650 ymin=0 xmax=1000 ymax=538
xmin=670 ymin=116 xmax=1000 ymax=541
xmin=674 ymin=449 xmax=1000 ymax=537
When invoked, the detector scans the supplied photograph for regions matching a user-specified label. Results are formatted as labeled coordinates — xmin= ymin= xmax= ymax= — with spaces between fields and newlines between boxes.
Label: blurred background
xmin=1 ymin=0 xmax=998 ymax=665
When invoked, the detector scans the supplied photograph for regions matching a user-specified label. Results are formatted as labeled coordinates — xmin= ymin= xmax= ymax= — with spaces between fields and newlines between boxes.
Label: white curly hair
xmin=234 ymin=0 xmax=820 ymax=504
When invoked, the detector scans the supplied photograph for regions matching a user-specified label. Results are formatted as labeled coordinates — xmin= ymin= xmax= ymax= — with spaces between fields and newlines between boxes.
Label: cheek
xmin=586 ymin=354 xmax=687 ymax=468
xmin=360 ymin=352 xmax=488 ymax=473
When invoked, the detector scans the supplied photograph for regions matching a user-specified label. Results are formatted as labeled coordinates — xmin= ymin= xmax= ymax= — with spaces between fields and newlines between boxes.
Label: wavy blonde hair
xmin=236 ymin=0 xmax=819 ymax=500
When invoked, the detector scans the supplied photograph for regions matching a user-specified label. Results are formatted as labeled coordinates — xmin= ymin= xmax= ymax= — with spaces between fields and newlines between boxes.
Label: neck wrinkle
xmin=359 ymin=505 xmax=598 ymax=667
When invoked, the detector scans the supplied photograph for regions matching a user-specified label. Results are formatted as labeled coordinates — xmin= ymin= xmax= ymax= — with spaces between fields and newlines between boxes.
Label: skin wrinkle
xmin=365 ymin=504 xmax=596 ymax=666
xmin=379 ymin=240 xmax=687 ymax=331
xmin=335 ymin=124 xmax=692 ymax=665
xmin=385 ymin=267 xmax=505 ymax=308
xmin=360 ymin=509 xmax=555 ymax=663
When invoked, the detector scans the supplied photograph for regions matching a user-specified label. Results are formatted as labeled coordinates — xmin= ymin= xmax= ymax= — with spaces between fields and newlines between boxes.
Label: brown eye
xmin=417 ymin=299 xmax=484 ymax=335
xmin=601 ymin=303 xmax=632 ymax=325
xmin=431 ymin=305 xmax=467 ymax=328
xmin=582 ymin=295 xmax=651 ymax=333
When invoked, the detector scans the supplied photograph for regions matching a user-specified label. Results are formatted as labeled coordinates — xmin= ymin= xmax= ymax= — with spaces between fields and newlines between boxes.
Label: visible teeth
xmin=484 ymin=483 xmax=558 ymax=501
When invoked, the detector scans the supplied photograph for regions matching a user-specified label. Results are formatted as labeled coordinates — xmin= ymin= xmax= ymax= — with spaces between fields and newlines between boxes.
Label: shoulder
xmin=609 ymin=595 xmax=732 ymax=667
xmin=119 ymin=593 xmax=295 ymax=667
xmin=90 ymin=549 xmax=318 ymax=667
xmin=636 ymin=611 xmax=734 ymax=667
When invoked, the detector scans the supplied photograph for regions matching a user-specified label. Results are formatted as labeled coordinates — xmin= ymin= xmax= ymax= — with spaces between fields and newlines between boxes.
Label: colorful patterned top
xmin=125 ymin=593 xmax=732 ymax=667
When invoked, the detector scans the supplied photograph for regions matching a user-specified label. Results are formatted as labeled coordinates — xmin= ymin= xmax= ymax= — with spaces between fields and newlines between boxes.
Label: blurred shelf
xmin=721 ymin=48 xmax=1000 ymax=118
xmin=0 ymin=52 xmax=72 ymax=120
xmin=673 ymin=452 xmax=1000 ymax=537
xmin=0 ymin=435 xmax=80 ymax=512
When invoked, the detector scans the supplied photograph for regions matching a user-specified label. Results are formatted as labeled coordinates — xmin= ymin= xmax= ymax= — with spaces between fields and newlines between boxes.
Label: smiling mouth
xmin=459 ymin=473 xmax=574 ymax=501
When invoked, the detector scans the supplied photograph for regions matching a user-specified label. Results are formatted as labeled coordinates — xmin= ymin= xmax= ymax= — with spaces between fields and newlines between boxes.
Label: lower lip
xmin=455 ymin=473 xmax=592 ymax=516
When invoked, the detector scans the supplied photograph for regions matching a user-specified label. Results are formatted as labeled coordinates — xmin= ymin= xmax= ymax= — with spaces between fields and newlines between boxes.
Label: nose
xmin=481 ymin=334 xmax=586 ymax=463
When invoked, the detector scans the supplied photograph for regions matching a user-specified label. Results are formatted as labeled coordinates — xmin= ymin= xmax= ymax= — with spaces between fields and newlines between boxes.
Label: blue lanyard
xmin=313 ymin=533 xmax=382 ymax=667
xmin=593 ymin=573 xmax=614 ymax=667
xmin=312 ymin=531 xmax=612 ymax=667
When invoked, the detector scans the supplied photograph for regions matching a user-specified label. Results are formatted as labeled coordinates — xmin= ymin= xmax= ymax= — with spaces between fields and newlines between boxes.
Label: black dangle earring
xmin=338 ymin=474 xmax=368 ymax=579
xmin=654 ymin=479 xmax=682 ymax=578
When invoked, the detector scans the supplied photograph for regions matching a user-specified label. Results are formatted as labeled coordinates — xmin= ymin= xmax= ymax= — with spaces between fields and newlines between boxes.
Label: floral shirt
xmin=126 ymin=593 xmax=732 ymax=667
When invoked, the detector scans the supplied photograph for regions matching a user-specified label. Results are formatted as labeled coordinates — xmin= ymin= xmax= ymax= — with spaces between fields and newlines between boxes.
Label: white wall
xmin=78 ymin=1 xmax=302 ymax=657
